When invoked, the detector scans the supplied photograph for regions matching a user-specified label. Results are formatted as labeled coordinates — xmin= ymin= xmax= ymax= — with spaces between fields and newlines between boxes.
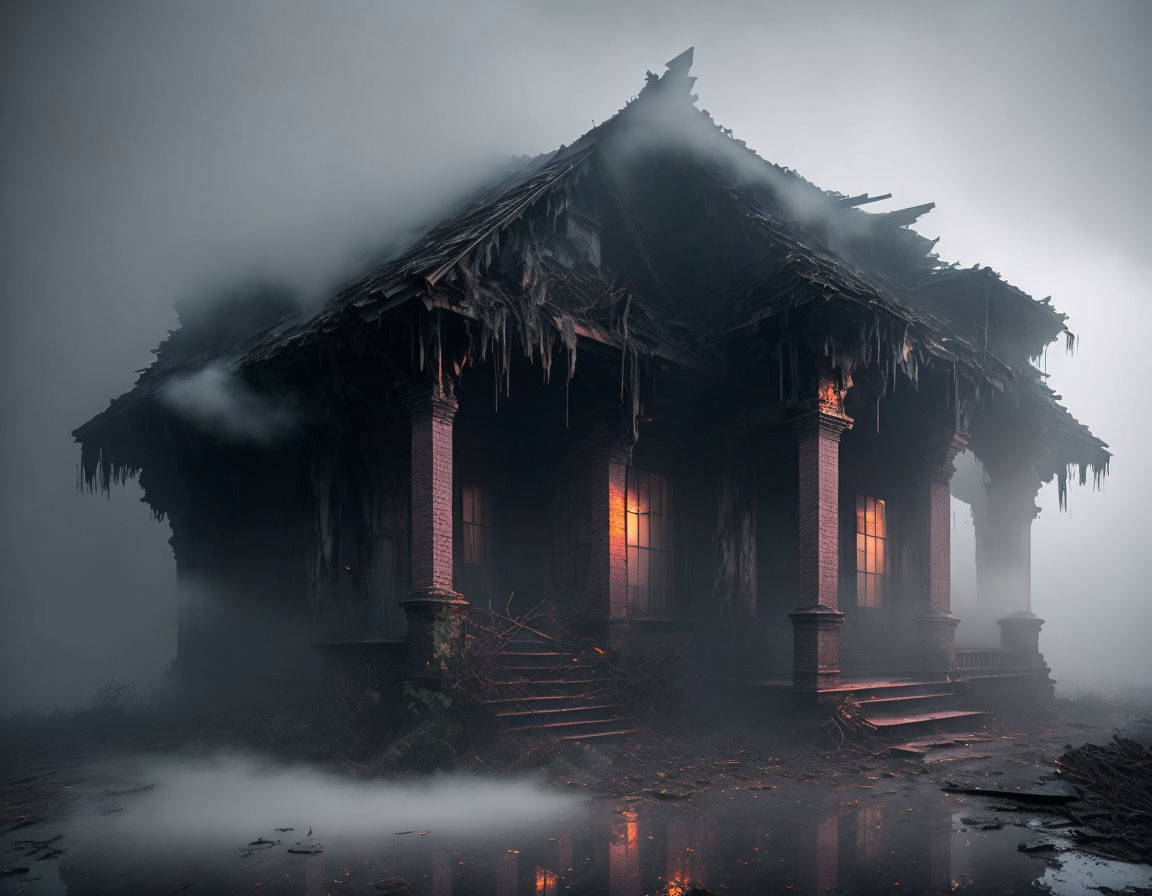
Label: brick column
xmin=976 ymin=463 xmax=1047 ymax=669
xmin=588 ymin=437 xmax=632 ymax=650
xmin=401 ymin=385 xmax=467 ymax=682
xmin=787 ymin=389 xmax=852 ymax=691
xmin=912 ymin=432 xmax=969 ymax=680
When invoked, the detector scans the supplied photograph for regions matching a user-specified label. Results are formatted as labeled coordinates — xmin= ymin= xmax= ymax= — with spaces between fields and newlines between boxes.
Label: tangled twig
xmin=1053 ymin=735 xmax=1152 ymax=862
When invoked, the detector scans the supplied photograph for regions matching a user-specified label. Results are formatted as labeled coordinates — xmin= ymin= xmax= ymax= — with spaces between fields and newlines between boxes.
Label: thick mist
xmin=71 ymin=754 xmax=578 ymax=844
xmin=2 ymin=0 xmax=1150 ymax=711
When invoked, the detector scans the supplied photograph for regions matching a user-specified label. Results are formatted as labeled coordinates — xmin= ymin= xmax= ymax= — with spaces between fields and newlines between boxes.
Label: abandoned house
xmin=75 ymin=50 xmax=1109 ymax=736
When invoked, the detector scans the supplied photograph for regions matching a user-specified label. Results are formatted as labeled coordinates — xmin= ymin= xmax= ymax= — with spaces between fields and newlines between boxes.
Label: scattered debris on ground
xmin=1053 ymin=734 xmax=1152 ymax=862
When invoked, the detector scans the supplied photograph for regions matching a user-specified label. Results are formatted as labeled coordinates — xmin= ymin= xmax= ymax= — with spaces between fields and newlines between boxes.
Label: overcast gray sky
xmin=1 ymin=0 xmax=1149 ymax=711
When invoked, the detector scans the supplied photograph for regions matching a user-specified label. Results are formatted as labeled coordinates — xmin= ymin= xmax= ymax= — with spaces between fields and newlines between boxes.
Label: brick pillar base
xmin=998 ymin=611 xmax=1046 ymax=668
xmin=401 ymin=589 xmax=469 ymax=682
xmin=911 ymin=611 xmax=960 ymax=680
xmin=789 ymin=606 xmax=845 ymax=690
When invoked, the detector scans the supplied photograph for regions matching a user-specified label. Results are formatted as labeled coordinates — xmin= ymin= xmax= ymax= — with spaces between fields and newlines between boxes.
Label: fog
xmin=71 ymin=753 xmax=577 ymax=844
xmin=1 ymin=0 xmax=1150 ymax=711
xmin=161 ymin=362 xmax=300 ymax=443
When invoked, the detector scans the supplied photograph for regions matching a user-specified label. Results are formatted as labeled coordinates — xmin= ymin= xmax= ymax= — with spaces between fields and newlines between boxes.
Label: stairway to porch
xmin=481 ymin=632 xmax=637 ymax=742
xmin=742 ymin=675 xmax=990 ymax=738
xmin=826 ymin=680 xmax=988 ymax=737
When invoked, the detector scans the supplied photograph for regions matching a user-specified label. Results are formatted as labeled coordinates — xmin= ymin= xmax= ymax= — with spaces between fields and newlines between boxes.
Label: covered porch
xmin=388 ymin=341 xmax=1053 ymax=709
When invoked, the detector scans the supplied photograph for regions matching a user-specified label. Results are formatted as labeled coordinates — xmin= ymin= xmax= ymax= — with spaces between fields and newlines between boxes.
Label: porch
xmin=373 ymin=349 xmax=1054 ymax=710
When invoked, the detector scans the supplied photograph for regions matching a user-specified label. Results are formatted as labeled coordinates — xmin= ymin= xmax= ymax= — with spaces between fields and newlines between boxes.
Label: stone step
xmin=499 ymin=639 xmax=579 ymax=652
xmin=889 ymin=733 xmax=996 ymax=758
xmin=497 ymin=664 xmax=605 ymax=679
xmin=497 ymin=652 xmax=587 ymax=668
xmin=557 ymin=728 xmax=638 ymax=743
xmin=502 ymin=715 xmax=631 ymax=736
xmin=496 ymin=703 xmax=626 ymax=722
xmin=852 ymin=692 xmax=956 ymax=715
xmin=821 ymin=680 xmax=956 ymax=700
xmin=864 ymin=709 xmax=987 ymax=735
xmin=482 ymin=693 xmax=616 ymax=708
xmin=490 ymin=672 xmax=603 ymax=686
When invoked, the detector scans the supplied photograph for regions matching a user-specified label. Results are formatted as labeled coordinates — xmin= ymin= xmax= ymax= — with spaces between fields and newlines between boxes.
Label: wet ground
xmin=2 ymin=706 xmax=1150 ymax=895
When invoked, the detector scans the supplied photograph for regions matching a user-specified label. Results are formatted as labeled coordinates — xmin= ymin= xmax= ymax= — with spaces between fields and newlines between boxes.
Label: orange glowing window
xmin=461 ymin=483 xmax=492 ymax=566
xmin=534 ymin=866 xmax=559 ymax=895
xmin=855 ymin=495 xmax=887 ymax=608
xmin=626 ymin=468 xmax=674 ymax=615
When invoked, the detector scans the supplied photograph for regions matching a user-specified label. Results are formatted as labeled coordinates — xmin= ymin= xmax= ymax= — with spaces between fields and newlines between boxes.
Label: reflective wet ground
xmin=2 ymin=744 xmax=1150 ymax=896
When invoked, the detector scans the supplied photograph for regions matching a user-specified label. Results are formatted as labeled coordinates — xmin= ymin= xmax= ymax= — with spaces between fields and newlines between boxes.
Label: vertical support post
xmin=912 ymin=432 xmax=969 ymax=679
xmin=788 ymin=380 xmax=852 ymax=691
xmin=401 ymin=384 xmax=467 ymax=682
xmin=588 ymin=437 xmax=632 ymax=650
xmin=977 ymin=460 xmax=1047 ymax=669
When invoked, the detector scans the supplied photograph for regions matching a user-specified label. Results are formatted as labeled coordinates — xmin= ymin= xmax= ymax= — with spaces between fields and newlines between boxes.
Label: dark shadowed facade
xmin=75 ymin=52 xmax=1108 ymax=725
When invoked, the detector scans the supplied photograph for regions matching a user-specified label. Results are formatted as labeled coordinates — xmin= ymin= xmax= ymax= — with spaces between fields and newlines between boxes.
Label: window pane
xmin=627 ymin=546 xmax=639 ymax=587
xmin=639 ymin=514 xmax=649 ymax=549
xmin=876 ymin=540 xmax=886 ymax=575
xmin=626 ymin=512 xmax=638 ymax=546
xmin=875 ymin=499 xmax=886 ymax=537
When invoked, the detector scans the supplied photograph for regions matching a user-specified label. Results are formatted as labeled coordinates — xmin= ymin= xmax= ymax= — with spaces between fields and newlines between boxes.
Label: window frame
xmin=625 ymin=466 xmax=676 ymax=616
xmin=854 ymin=494 xmax=888 ymax=609
xmin=460 ymin=482 xmax=494 ymax=568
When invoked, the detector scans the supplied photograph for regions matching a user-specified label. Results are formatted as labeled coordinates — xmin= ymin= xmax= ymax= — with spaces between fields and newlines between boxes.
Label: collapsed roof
xmin=75 ymin=48 xmax=1108 ymax=502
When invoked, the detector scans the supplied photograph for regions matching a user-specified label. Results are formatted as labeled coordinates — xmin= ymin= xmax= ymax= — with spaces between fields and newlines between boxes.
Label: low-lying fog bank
xmin=71 ymin=751 xmax=581 ymax=846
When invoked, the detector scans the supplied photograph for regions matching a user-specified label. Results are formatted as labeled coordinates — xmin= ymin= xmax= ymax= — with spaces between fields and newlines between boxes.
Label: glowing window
xmin=461 ymin=484 xmax=492 ymax=566
xmin=855 ymin=495 xmax=887 ymax=608
xmin=626 ymin=468 xmax=674 ymax=615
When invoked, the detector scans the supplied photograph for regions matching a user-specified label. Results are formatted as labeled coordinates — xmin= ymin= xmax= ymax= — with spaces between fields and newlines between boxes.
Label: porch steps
xmin=844 ymin=682 xmax=990 ymax=737
xmin=736 ymin=673 xmax=992 ymax=737
xmin=485 ymin=632 xmax=635 ymax=742
xmin=889 ymin=732 xmax=996 ymax=760
xmin=855 ymin=691 xmax=955 ymax=709
xmin=865 ymin=709 xmax=988 ymax=732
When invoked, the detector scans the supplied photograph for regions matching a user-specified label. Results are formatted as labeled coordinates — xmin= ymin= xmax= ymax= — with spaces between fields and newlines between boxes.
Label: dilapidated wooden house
xmin=76 ymin=50 xmax=1108 ymax=731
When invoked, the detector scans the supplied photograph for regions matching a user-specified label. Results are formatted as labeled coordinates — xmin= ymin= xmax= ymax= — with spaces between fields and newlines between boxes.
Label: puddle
xmin=2 ymin=752 xmax=1149 ymax=895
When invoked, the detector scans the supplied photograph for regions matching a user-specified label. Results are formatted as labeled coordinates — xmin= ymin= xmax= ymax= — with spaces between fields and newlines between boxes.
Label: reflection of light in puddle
xmin=1037 ymin=851 xmax=1152 ymax=895
xmin=9 ymin=752 xmax=1147 ymax=895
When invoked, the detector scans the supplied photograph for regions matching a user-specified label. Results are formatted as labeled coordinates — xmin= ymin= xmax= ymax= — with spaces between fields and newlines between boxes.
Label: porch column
xmin=912 ymin=432 xmax=969 ymax=679
xmin=588 ymin=436 xmax=632 ymax=650
xmin=401 ymin=384 xmax=468 ymax=681
xmin=978 ymin=467 xmax=1045 ymax=668
xmin=788 ymin=389 xmax=852 ymax=690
